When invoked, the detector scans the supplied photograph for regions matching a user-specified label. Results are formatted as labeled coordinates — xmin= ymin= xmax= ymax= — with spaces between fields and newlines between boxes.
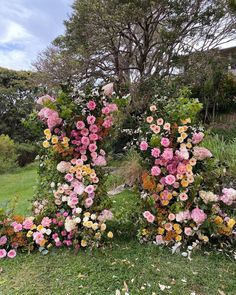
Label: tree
xmin=0 ymin=67 xmax=39 ymax=142
xmin=42 ymin=0 xmax=236 ymax=96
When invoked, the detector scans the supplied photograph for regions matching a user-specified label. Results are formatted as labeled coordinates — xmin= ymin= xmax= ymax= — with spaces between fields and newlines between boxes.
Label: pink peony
xmin=165 ymin=174 xmax=176 ymax=185
xmin=37 ymin=94 xmax=54 ymax=105
xmin=220 ymin=188 xmax=236 ymax=205
xmin=102 ymin=83 xmax=114 ymax=97
xmin=176 ymin=210 xmax=191 ymax=222
xmin=191 ymin=208 xmax=207 ymax=224
xmin=151 ymin=166 xmax=161 ymax=176
xmin=41 ymin=217 xmax=52 ymax=227
xmin=87 ymin=100 xmax=96 ymax=110
xmin=193 ymin=147 xmax=212 ymax=161
xmin=192 ymin=132 xmax=204 ymax=144
xmin=140 ymin=141 xmax=148 ymax=151
xmin=0 ymin=249 xmax=7 ymax=259
xmin=23 ymin=218 xmax=34 ymax=230
xmin=161 ymin=137 xmax=170 ymax=147
xmin=7 ymin=249 xmax=17 ymax=259
xmin=162 ymin=148 xmax=173 ymax=161
xmin=151 ymin=148 xmax=160 ymax=158
xmin=57 ymin=161 xmax=71 ymax=173
xmin=93 ymin=155 xmax=107 ymax=166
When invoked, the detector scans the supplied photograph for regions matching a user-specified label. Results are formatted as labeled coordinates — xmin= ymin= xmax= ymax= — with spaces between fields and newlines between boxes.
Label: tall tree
xmin=44 ymin=0 xmax=236 ymax=93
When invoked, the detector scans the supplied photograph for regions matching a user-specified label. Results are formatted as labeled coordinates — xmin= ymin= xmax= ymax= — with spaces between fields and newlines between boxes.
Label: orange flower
xmin=142 ymin=172 xmax=156 ymax=191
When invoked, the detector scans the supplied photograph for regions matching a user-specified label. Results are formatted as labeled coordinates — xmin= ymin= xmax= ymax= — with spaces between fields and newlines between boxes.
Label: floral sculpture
xmin=139 ymin=102 xmax=236 ymax=256
xmin=0 ymin=85 xmax=117 ymax=259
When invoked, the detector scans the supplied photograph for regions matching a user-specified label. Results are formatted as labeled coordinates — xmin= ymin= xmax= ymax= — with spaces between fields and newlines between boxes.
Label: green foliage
xmin=0 ymin=67 xmax=40 ymax=142
xmin=202 ymin=135 xmax=236 ymax=180
xmin=0 ymin=134 xmax=18 ymax=174
xmin=15 ymin=143 xmax=38 ymax=167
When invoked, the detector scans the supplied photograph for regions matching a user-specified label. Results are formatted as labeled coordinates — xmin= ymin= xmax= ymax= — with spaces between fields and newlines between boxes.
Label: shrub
xmin=0 ymin=134 xmax=18 ymax=173
xmin=15 ymin=143 xmax=38 ymax=167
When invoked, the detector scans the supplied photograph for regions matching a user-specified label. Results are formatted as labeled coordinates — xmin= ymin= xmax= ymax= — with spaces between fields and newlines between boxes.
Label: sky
xmin=0 ymin=0 xmax=73 ymax=71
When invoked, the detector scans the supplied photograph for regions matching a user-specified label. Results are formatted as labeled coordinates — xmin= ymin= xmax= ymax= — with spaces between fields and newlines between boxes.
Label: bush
xmin=0 ymin=134 xmax=18 ymax=173
xmin=16 ymin=143 xmax=38 ymax=167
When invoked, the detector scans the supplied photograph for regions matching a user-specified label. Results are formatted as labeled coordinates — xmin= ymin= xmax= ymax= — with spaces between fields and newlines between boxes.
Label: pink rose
xmin=161 ymin=137 xmax=170 ymax=147
xmin=168 ymin=213 xmax=176 ymax=221
xmin=89 ymin=143 xmax=97 ymax=152
xmin=176 ymin=210 xmax=191 ymax=222
xmin=146 ymin=116 xmax=153 ymax=123
xmin=87 ymin=115 xmax=96 ymax=125
xmin=76 ymin=121 xmax=85 ymax=130
xmin=13 ymin=223 xmax=22 ymax=232
xmin=0 ymin=249 xmax=7 ymax=259
xmin=156 ymin=235 xmax=164 ymax=244
xmin=7 ymin=249 xmax=17 ymax=259
xmin=102 ymin=83 xmax=114 ymax=97
xmin=65 ymin=173 xmax=74 ymax=182
xmin=163 ymin=123 xmax=171 ymax=131
xmin=191 ymin=208 xmax=207 ymax=224
xmin=140 ymin=141 xmax=148 ymax=151
xmin=192 ymin=132 xmax=204 ymax=144
xmin=164 ymin=223 xmax=173 ymax=231
xmin=143 ymin=211 xmax=155 ymax=223
xmin=85 ymin=197 xmax=93 ymax=208
xmin=165 ymin=174 xmax=176 ymax=185
xmin=151 ymin=148 xmax=160 ymax=158
xmin=184 ymin=227 xmax=192 ymax=236
xmin=179 ymin=192 xmax=188 ymax=201
xmin=150 ymin=105 xmax=157 ymax=112
xmin=0 ymin=236 xmax=7 ymax=246
xmin=85 ymin=185 xmax=94 ymax=194
xmin=157 ymin=118 xmax=164 ymax=126
xmin=89 ymin=124 xmax=99 ymax=133
xmin=151 ymin=166 xmax=161 ymax=176
xmin=81 ymin=136 xmax=90 ymax=146
xmin=87 ymin=100 xmax=96 ymax=110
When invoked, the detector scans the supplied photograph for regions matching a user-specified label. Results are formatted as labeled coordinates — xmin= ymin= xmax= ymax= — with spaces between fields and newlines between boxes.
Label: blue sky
xmin=0 ymin=0 xmax=73 ymax=70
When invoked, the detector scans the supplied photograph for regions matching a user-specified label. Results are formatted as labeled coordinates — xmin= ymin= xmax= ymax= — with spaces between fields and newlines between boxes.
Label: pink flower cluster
xmin=38 ymin=108 xmax=62 ymax=130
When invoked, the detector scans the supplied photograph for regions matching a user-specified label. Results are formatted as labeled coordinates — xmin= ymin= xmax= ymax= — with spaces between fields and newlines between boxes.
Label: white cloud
xmin=0 ymin=0 xmax=73 ymax=71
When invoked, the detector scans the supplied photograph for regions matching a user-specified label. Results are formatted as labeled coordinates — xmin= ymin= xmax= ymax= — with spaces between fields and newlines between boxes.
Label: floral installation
xmin=138 ymin=101 xmax=236 ymax=257
xmin=0 ymin=84 xmax=117 ymax=259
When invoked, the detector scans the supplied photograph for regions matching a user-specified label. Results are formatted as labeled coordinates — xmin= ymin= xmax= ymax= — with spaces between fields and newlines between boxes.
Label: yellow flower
xmin=228 ymin=219 xmax=236 ymax=228
xmin=84 ymin=212 xmax=91 ymax=218
xmin=92 ymin=223 xmax=99 ymax=230
xmin=181 ymin=179 xmax=189 ymax=187
xmin=175 ymin=235 xmax=182 ymax=241
xmin=158 ymin=227 xmax=165 ymax=235
xmin=44 ymin=129 xmax=51 ymax=136
xmin=43 ymin=141 xmax=50 ymax=148
xmin=51 ymin=136 xmax=58 ymax=144
xmin=63 ymin=137 xmax=70 ymax=143
xmin=26 ymin=231 xmax=33 ymax=238
xmin=181 ymin=132 xmax=188 ymax=139
xmin=31 ymin=224 xmax=36 ymax=230
xmin=181 ymin=118 xmax=191 ymax=124
xmin=37 ymin=225 xmax=44 ymax=231
xmin=178 ymin=126 xmax=185 ymax=133
xmin=100 ymin=223 xmax=106 ymax=231
xmin=81 ymin=240 xmax=87 ymax=247
xmin=85 ymin=221 xmax=93 ymax=228
xmin=107 ymin=231 xmax=113 ymax=238
xmin=46 ymin=134 xmax=51 ymax=140
xmin=63 ymin=142 xmax=69 ymax=148
xmin=186 ymin=142 xmax=192 ymax=149
xmin=214 ymin=216 xmax=223 ymax=225
xmin=176 ymin=229 xmax=182 ymax=234
xmin=162 ymin=200 xmax=169 ymax=206
xmin=177 ymin=137 xmax=184 ymax=143
xmin=186 ymin=164 xmax=192 ymax=172
xmin=173 ymin=224 xmax=180 ymax=231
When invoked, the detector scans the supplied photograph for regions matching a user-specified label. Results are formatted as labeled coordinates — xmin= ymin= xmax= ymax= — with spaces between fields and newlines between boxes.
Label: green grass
xmin=0 ymin=163 xmax=37 ymax=215
xmin=0 ymin=167 xmax=236 ymax=294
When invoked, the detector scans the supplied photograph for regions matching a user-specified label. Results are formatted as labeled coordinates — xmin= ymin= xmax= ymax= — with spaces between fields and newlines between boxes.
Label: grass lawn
xmin=0 ymin=166 xmax=236 ymax=295
xmin=0 ymin=163 xmax=37 ymax=215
